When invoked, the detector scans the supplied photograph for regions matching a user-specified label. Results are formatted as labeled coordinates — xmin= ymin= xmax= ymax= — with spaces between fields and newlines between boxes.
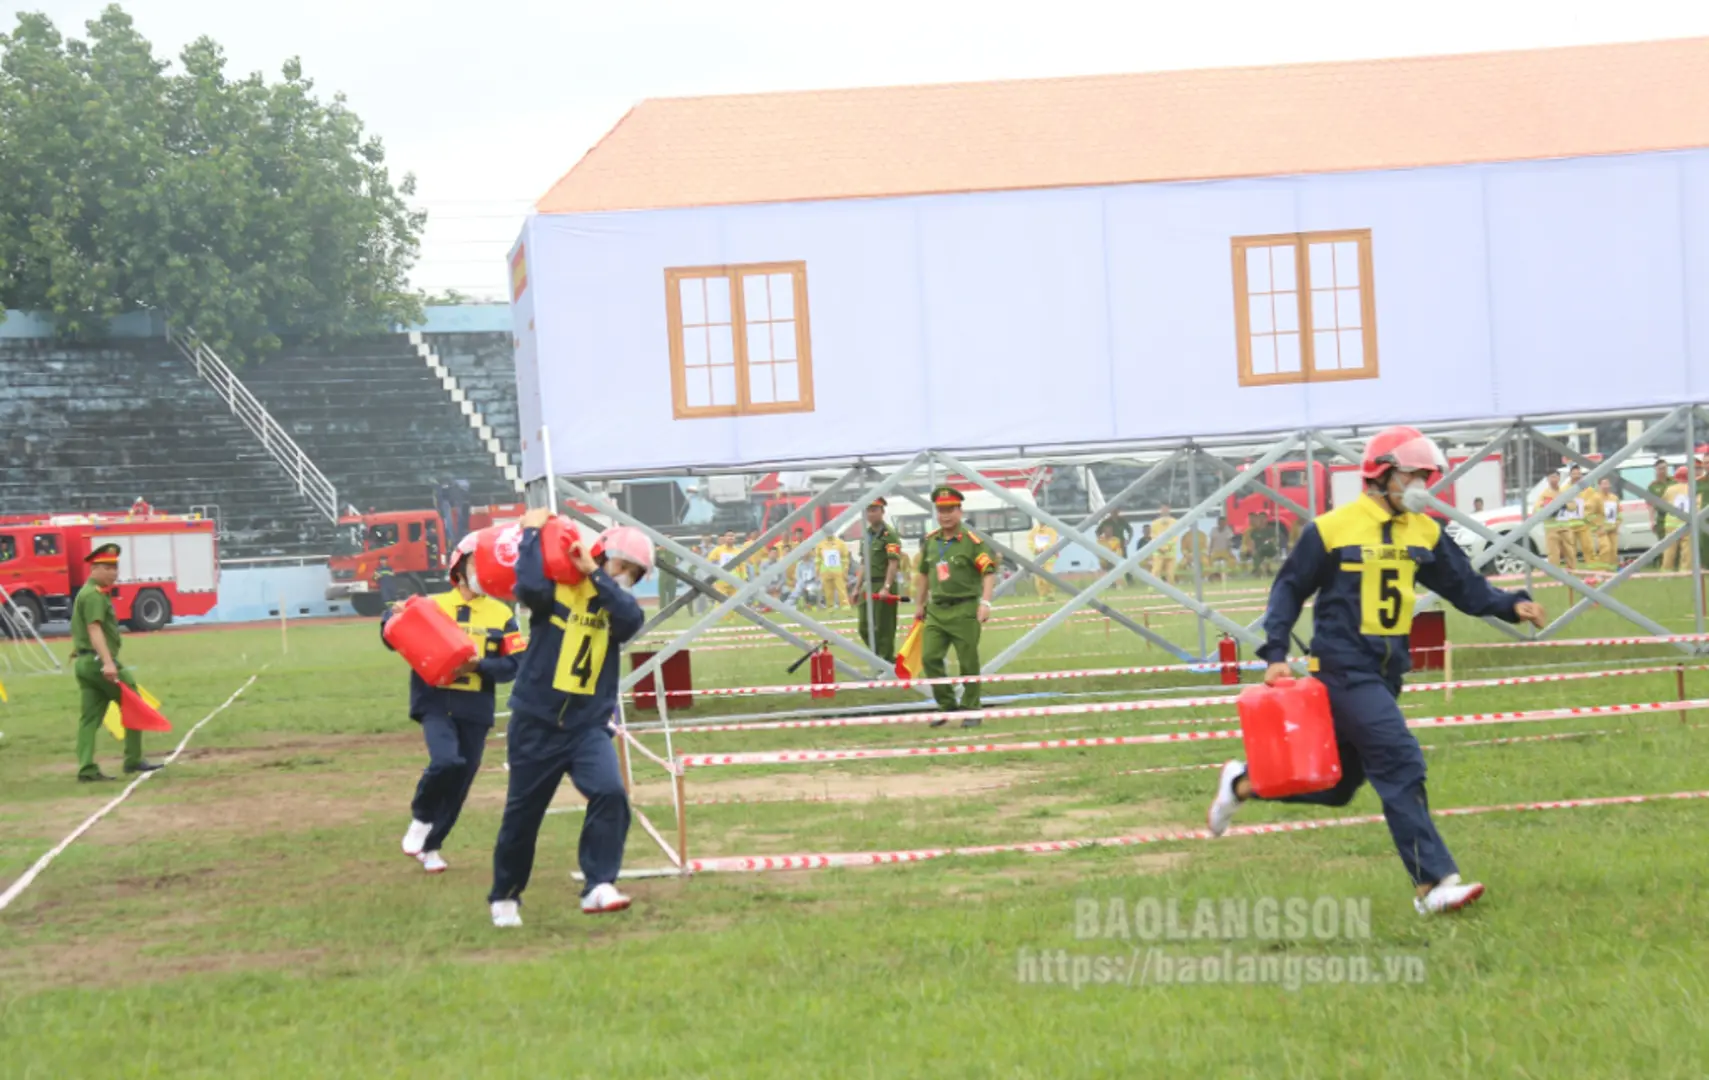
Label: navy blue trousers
xmin=489 ymin=713 xmax=630 ymax=903
xmin=411 ymin=713 xmax=489 ymax=852
xmin=1268 ymin=668 xmax=1458 ymax=887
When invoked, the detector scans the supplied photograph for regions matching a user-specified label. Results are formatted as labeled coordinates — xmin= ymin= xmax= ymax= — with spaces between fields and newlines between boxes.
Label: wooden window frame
xmin=1232 ymin=229 xmax=1379 ymax=388
xmin=665 ymin=261 xmax=815 ymax=420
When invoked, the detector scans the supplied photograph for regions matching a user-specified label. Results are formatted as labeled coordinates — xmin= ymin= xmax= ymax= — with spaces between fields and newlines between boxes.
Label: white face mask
xmin=1400 ymin=480 xmax=1432 ymax=513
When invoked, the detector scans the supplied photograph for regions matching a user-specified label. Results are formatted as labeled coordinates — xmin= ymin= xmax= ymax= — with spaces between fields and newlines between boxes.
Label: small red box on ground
xmin=1236 ymin=676 xmax=1341 ymax=799
xmin=630 ymin=650 xmax=694 ymax=712
xmin=383 ymin=595 xmax=478 ymax=686
xmin=1410 ymin=609 xmax=1447 ymax=671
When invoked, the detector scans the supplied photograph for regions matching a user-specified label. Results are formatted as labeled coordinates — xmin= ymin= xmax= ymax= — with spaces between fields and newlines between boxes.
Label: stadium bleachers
xmin=0 ymin=340 xmax=330 ymax=557
xmin=424 ymin=332 xmax=522 ymax=470
xmin=240 ymin=335 xmax=517 ymax=513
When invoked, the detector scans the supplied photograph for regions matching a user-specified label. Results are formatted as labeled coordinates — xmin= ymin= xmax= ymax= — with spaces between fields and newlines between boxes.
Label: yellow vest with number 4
xmin=550 ymin=578 xmax=611 ymax=696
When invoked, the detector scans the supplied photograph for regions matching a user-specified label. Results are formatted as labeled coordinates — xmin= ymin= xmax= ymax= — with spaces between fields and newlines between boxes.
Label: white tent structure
xmin=506 ymin=37 xmax=1709 ymax=868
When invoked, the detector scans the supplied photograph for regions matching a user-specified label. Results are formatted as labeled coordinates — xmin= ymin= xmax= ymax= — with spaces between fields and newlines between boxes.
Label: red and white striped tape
xmin=656 ymin=664 xmax=1687 ymax=736
xmin=681 ymin=789 xmax=1709 ymax=873
xmin=632 ymin=658 xmax=1265 ymax=703
xmin=1455 ymin=633 xmax=1709 ymax=651
xmin=676 ymin=698 xmax=1709 ymax=768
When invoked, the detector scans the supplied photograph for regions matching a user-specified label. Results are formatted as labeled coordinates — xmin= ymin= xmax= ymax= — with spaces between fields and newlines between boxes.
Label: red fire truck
xmin=326 ymin=500 xmax=607 ymax=616
xmin=0 ymin=510 xmax=220 ymax=633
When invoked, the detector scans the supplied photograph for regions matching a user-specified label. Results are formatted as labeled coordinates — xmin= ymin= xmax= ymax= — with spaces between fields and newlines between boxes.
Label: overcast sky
xmin=24 ymin=0 xmax=1709 ymax=300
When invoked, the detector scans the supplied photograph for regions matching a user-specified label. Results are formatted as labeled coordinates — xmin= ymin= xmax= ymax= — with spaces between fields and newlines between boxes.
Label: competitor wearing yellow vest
xmin=1150 ymin=504 xmax=1180 ymax=586
xmin=387 ymin=547 xmax=523 ymax=874
xmin=1207 ymin=426 xmax=1545 ymax=916
xmin=487 ymin=511 xmax=650 ymax=928
xmin=1534 ymin=471 xmax=1578 ymax=570
xmin=817 ymin=534 xmax=852 ymax=608
xmin=1027 ymin=521 xmax=1058 ymax=599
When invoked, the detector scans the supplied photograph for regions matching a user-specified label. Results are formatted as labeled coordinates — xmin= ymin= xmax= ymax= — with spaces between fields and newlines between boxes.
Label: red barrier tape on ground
xmin=681 ymin=790 xmax=1709 ymax=873
xmin=676 ymin=698 xmax=1709 ymax=768
xmin=1456 ymin=633 xmax=1709 ymax=650
xmin=660 ymin=665 xmax=1687 ymax=735
xmin=632 ymin=659 xmax=1268 ymax=703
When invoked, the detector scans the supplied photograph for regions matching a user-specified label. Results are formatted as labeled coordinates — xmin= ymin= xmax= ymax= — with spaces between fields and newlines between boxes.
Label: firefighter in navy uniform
xmin=1206 ymin=427 xmax=1546 ymax=916
xmin=487 ymin=509 xmax=650 ymax=928
xmin=387 ymin=538 xmax=523 ymax=873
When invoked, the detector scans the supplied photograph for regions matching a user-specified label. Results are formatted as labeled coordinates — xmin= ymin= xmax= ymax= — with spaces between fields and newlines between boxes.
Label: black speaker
xmin=624 ymin=481 xmax=688 ymax=527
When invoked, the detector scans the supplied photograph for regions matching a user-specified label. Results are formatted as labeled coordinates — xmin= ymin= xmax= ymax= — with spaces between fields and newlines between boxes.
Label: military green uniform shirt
xmin=919 ymin=527 xmax=997 ymax=711
xmin=70 ymin=583 xmax=142 ymax=778
xmin=857 ymin=521 xmax=903 ymax=662
xmin=1650 ymin=478 xmax=1672 ymax=536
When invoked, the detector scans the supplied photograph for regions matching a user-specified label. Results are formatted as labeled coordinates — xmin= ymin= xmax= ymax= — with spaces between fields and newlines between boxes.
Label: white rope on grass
xmin=0 ymin=672 xmax=262 ymax=915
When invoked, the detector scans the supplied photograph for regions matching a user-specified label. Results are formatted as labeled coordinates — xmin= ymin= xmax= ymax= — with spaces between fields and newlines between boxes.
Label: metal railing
xmin=166 ymin=324 xmax=340 ymax=523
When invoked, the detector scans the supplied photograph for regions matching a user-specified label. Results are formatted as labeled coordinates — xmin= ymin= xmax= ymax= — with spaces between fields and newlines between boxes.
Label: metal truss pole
xmin=994 ymin=448 xmax=1189 ymax=596
xmin=1540 ymin=520 xmax=1694 ymax=638
xmin=1691 ymin=411 xmax=1705 ymax=638
xmin=976 ymin=434 xmax=1304 ymax=673
xmin=584 ymin=454 xmax=931 ymax=692
xmin=627 ymin=466 xmax=866 ymax=638
xmin=880 ymin=474 xmax=1196 ymax=661
xmin=1188 ymin=450 xmax=1206 ymax=658
xmin=1427 ymin=424 xmax=1518 ymax=498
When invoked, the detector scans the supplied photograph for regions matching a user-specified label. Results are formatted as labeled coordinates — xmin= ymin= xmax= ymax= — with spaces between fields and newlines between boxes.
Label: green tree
xmin=0 ymin=5 xmax=424 ymax=360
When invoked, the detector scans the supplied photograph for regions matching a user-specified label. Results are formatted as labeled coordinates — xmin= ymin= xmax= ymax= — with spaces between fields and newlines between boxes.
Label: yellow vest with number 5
xmin=1315 ymin=499 xmax=1441 ymax=637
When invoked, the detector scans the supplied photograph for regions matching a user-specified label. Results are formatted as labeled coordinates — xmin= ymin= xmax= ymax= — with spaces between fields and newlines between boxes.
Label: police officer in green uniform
xmin=856 ymin=497 xmax=904 ymax=662
xmin=914 ymin=486 xmax=997 ymax=728
xmin=70 ymin=543 xmax=160 ymax=781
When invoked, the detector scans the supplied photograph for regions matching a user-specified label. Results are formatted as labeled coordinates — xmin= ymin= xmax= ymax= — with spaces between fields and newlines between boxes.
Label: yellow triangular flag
xmin=137 ymin=685 xmax=161 ymax=709
xmin=103 ymin=702 xmax=126 ymax=741
xmin=0 ymin=675 xmax=9 ymax=703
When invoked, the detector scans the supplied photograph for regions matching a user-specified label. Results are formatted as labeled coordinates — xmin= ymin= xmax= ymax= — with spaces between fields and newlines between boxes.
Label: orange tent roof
xmin=537 ymin=36 xmax=1709 ymax=214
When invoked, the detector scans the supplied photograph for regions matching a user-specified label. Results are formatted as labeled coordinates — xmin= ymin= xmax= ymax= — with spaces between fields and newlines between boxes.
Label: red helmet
xmin=1677 ymin=467 xmax=1690 ymax=482
xmin=1361 ymin=426 xmax=1447 ymax=483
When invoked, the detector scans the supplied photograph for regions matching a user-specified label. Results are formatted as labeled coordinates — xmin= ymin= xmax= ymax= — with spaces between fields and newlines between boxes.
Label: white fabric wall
xmin=517 ymin=149 xmax=1709 ymax=477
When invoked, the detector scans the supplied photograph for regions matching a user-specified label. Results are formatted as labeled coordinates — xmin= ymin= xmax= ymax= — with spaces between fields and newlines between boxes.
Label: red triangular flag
xmin=118 ymin=683 xmax=172 ymax=732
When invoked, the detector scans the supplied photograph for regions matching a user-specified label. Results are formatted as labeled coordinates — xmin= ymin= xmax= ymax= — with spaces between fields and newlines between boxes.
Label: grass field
xmin=2 ymin=574 xmax=1708 ymax=1078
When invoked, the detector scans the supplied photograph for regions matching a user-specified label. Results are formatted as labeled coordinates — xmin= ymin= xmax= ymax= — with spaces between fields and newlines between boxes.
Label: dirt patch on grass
xmin=0 ymin=937 xmax=330 ymax=993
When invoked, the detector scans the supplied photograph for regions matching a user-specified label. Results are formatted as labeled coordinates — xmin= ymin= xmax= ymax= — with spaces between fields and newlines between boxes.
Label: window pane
xmin=743 ymin=273 xmax=770 ymax=321
xmin=686 ymin=370 xmax=711 ymax=408
xmin=747 ymin=320 xmax=772 ymax=364
xmin=1245 ymin=247 xmax=1271 ymax=293
xmin=1273 ymin=291 xmax=1299 ymax=333
xmin=775 ymin=361 xmax=800 ymax=402
xmin=679 ymin=278 xmax=706 ymax=325
xmin=1271 ymin=246 xmax=1296 ymax=292
xmin=772 ymin=320 xmax=797 ymax=360
xmin=1276 ymin=332 xmax=1301 ymax=373
xmin=708 ymin=324 xmax=735 ymax=367
xmin=1311 ymin=289 xmax=1336 ymax=331
xmin=769 ymin=273 xmax=795 ymax=320
xmin=1250 ymin=334 xmax=1276 ymax=375
xmin=1334 ymin=242 xmax=1360 ymax=287
xmin=1339 ymin=329 xmax=1366 ymax=371
xmin=1314 ymin=330 xmax=1340 ymax=370
xmin=1248 ymin=294 xmax=1274 ymax=334
xmin=682 ymin=326 xmax=709 ymax=367
xmin=1308 ymin=243 xmax=1334 ymax=289
xmin=1336 ymin=289 xmax=1362 ymax=329
xmin=748 ymin=362 xmax=775 ymax=404
xmin=705 ymin=276 xmax=731 ymax=324
xmin=710 ymin=364 xmax=737 ymax=406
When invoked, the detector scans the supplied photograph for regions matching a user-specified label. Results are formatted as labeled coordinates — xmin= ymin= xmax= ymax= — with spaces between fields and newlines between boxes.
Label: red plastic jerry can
xmin=1236 ymin=676 xmax=1341 ymax=799
xmin=383 ymin=595 xmax=478 ymax=687
xmin=539 ymin=516 xmax=587 ymax=587
xmin=466 ymin=522 xmax=525 ymax=602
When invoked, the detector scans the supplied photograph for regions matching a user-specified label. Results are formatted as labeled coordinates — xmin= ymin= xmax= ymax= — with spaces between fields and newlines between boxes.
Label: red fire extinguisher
xmin=1218 ymin=634 xmax=1240 ymax=685
xmin=809 ymin=644 xmax=835 ymax=699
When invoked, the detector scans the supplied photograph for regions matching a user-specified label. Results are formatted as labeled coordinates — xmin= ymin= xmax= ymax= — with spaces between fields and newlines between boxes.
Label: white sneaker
xmin=1207 ymin=760 xmax=1247 ymax=837
xmin=401 ymin=819 xmax=432 ymax=857
xmin=580 ymin=882 xmax=632 ymax=915
xmin=1414 ymin=873 xmax=1486 ymax=916
xmin=419 ymin=850 xmax=448 ymax=874
xmin=490 ymin=900 xmax=522 ymax=928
